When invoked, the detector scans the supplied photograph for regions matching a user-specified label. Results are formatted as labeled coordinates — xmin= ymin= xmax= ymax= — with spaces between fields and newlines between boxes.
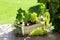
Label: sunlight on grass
xmin=0 ymin=0 xmax=37 ymax=24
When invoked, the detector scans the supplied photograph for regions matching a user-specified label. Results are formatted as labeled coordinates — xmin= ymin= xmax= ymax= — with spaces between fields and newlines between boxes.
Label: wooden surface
xmin=14 ymin=33 xmax=60 ymax=40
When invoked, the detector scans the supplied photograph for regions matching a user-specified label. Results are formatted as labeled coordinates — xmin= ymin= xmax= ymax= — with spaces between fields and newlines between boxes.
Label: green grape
xmin=31 ymin=12 xmax=37 ymax=22
xmin=35 ymin=18 xmax=40 ymax=24
xmin=31 ymin=12 xmax=40 ymax=23
xmin=29 ymin=27 xmax=47 ymax=36
xmin=51 ymin=26 xmax=54 ymax=29
xmin=43 ymin=30 xmax=48 ymax=35
xmin=45 ymin=11 xmax=50 ymax=26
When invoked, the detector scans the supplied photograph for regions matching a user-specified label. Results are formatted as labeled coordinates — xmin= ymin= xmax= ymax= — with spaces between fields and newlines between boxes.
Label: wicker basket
xmin=22 ymin=24 xmax=44 ymax=35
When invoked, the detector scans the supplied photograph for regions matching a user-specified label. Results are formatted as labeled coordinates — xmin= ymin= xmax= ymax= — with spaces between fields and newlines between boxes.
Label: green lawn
xmin=0 ymin=0 xmax=37 ymax=24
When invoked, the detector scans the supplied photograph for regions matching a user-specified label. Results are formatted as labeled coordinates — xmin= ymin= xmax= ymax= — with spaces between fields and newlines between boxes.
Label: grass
xmin=0 ymin=0 xmax=37 ymax=24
